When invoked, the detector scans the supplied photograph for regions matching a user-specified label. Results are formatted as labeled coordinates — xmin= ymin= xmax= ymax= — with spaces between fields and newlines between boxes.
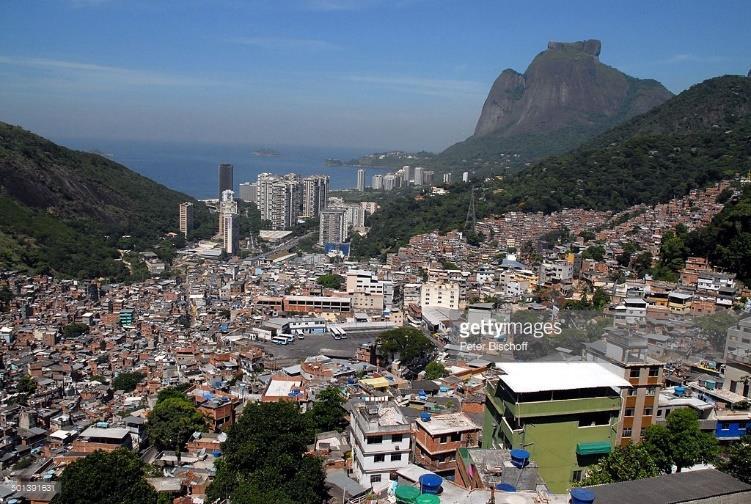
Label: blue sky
xmin=0 ymin=0 xmax=749 ymax=151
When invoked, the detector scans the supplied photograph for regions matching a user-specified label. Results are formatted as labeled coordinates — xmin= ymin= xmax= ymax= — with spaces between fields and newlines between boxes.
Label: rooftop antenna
xmin=465 ymin=187 xmax=477 ymax=232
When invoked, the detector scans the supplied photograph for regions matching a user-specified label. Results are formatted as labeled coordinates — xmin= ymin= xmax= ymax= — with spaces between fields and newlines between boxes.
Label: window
xmin=625 ymin=408 xmax=635 ymax=417
xmin=439 ymin=435 xmax=448 ymax=444
xmin=450 ymin=432 xmax=461 ymax=442
xmin=367 ymin=436 xmax=382 ymax=444
xmin=572 ymin=470 xmax=583 ymax=482
xmin=657 ymin=409 xmax=663 ymax=417
xmin=370 ymin=474 xmax=382 ymax=483
xmin=628 ymin=388 xmax=638 ymax=396
xmin=390 ymin=453 xmax=402 ymax=461
xmin=644 ymin=408 xmax=653 ymax=416
xmin=623 ymin=427 xmax=632 ymax=437
xmin=630 ymin=369 xmax=641 ymax=378
xmin=391 ymin=434 xmax=403 ymax=443
xmin=648 ymin=367 xmax=660 ymax=377
xmin=646 ymin=387 xmax=657 ymax=395
xmin=373 ymin=454 xmax=385 ymax=463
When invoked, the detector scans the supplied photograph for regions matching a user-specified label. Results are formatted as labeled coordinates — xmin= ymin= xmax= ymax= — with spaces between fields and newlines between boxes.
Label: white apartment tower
xmin=413 ymin=166 xmax=424 ymax=186
xmin=218 ymin=189 xmax=238 ymax=239
xmin=257 ymin=173 xmax=301 ymax=230
xmin=371 ymin=174 xmax=383 ymax=190
xmin=356 ymin=168 xmax=366 ymax=192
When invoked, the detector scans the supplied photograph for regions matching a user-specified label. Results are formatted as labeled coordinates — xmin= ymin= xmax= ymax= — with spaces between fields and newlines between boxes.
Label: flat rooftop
xmin=416 ymin=412 xmax=479 ymax=436
xmin=496 ymin=362 xmax=631 ymax=393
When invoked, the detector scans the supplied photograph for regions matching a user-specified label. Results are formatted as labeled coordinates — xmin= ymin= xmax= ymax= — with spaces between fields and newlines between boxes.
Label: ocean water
xmin=56 ymin=138 xmax=390 ymax=199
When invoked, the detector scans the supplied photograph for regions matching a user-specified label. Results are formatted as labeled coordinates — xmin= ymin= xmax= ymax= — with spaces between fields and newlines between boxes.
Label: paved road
xmin=247 ymin=230 xmax=317 ymax=262
xmin=254 ymin=331 xmax=380 ymax=367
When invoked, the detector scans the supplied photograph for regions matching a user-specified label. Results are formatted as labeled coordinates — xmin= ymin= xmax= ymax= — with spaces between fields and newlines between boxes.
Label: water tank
xmin=419 ymin=473 xmax=443 ymax=494
xmin=674 ymin=386 xmax=685 ymax=397
xmin=439 ymin=385 xmax=449 ymax=393
xmin=420 ymin=412 xmax=432 ymax=422
xmin=570 ymin=488 xmax=595 ymax=504
xmin=96 ymin=421 xmax=109 ymax=428
xmin=395 ymin=485 xmax=421 ymax=504
xmin=496 ymin=483 xmax=516 ymax=492
xmin=212 ymin=450 xmax=222 ymax=457
xmin=416 ymin=494 xmax=441 ymax=504
xmin=510 ymin=449 xmax=530 ymax=468
xmin=705 ymin=380 xmax=716 ymax=390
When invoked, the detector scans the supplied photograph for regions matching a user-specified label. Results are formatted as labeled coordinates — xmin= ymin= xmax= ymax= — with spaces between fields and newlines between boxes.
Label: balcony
xmin=506 ymin=396 xmax=621 ymax=418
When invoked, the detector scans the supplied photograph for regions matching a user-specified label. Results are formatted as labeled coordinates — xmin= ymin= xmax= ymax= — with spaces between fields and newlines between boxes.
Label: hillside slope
xmin=354 ymin=75 xmax=751 ymax=258
xmin=0 ymin=122 xmax=214 ymax=278
xmin=436 ymin=40 xmax=672 ymax=173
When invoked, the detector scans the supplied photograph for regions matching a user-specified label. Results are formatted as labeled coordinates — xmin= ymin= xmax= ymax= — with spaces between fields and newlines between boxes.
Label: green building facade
xmin=483 ymin=362 xmax=629 ymax=492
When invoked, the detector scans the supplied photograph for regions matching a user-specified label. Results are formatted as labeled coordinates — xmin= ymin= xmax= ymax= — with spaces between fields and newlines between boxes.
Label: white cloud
xmin=226 ymin=36 xmax=341 ymax=51
xmin=662 ymin=53 xmax=728 ymax=65
xmin=0 ymin=55 xmax=223 ymax=87
xmin=344 ymin=74 xmax=486 ymax=97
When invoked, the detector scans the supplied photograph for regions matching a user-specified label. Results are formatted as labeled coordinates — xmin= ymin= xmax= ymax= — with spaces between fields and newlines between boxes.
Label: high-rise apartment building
xmin=302 ymin=175 xmax=330 ymax=218
xmin=218 ymin=189 xmax=238 ymax=239
xmin=178 ymin=201 xmax=194 ymax=238
xmin=356 ymin=168 xmax=366 ymax=192
xmin=257 ymin=173 xmax=301 ymax=230
xmin=442 ymin=173 xmax=452 ymax=184
xmin=422 ymin=169 xmax=434 ymax=186
xmin=383 ymin=173 xmax=396 ymax=191
xmin=222 ymin=212 xmax=239 ymax=255
xmin=371 ymin=174 xmax=383 ymax=190
xmin=413 ymin=166 xmax=424 ymax=186
xmin=238 ymin=182 xmax=258 ymax=204
xmin=218 ymin=163 xmax=234 ymax=197
xmin=319 ymin=208 xmax=347 ymax=245
xmin=462 ymin=171 xmax=469 ymax=183
xmin=402 ymin=165 xmax=413 ymax=184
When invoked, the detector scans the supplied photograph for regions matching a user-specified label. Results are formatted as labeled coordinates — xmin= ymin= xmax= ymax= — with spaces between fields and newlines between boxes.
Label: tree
xmin=578 ymin=444 xmax=660 ymax=486
xmin=581 ymin=244 xmax=605 ymax=261
xmin=207 ymin=402 xmax=326 ymax=504
xmin=17 ymin=374 xmax=36 ymax=395
xmin=377 ymin=326 xmax=434 ymax=370
xmin=644 ymin=408 xmax=718 ymax=473
xmin=52 ymin=449 xmax=157 ymax=504
xmin=717 ymin=435 xmax=751 ymax=483
xmin=656 ymin=230 xmax=687 ymax=279
xmin=696 ymin=312 xmax=739 ymax=352
xmin=306 ymin=386 xmax=346 ymax=432
xmin=112 ymin=371 xmax=145 ymax=392
xmin=592 ymin=287 xmax=611 ymax=311
xmin=147 ymin=390 xmax=206 ymax=451
xmin=63 ymin=322 xmax=90 ymax=338
xmin=632 ymin=251 xmax=653 ymax=277
xmin=0 ymin=285 xmax=13 ymax=311
xmin=424 ymin=361 xmax=448 ymax=380
xmin=316 ymin=273 xmax=344 ymax=290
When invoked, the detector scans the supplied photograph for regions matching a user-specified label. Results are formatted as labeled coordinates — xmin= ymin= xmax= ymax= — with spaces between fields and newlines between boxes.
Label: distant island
xmin=253 ymin=148 xmax=280 ymax=157
xmin=346 ymin=150 xmax=436 ymax=169
xmin=324 ymin=158 xmax=344 ymax=167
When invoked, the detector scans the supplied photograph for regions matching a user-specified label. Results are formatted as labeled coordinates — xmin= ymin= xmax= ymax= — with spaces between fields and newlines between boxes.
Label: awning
xmin=576 ymin=441 xmax=612 ymax=455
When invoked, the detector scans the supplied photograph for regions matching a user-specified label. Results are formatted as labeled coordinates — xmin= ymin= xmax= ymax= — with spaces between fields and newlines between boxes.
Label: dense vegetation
xmin=207 ymin=401 xmax=327 ymax=504
xmin=52 ymin=449 xmax=158 ymax=504
xmin=146 ymin=388 xmax=206 ymax=451
xmin=0 ymin=121 xmax=216 ymax=278
xmin=112 ymin=371 xmax=146 ymax=392
xmin=377 ymin=326 xmax=435 ymax=374
xmin=354 ymin=76 xmax=751 ymax=258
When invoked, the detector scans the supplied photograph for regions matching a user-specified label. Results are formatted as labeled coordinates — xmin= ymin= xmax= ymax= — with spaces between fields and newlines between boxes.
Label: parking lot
xmin=254 ymin=331 xmax=381 ymax=365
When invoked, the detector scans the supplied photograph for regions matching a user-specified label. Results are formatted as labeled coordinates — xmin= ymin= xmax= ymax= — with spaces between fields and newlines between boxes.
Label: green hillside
xmin=0 ymin=122 xmax=215 ymax=278
xmin=354 ymin=75 xmax=751 ymax=258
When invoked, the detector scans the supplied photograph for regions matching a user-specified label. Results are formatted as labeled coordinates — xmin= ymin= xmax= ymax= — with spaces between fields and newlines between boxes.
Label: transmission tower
xmin=464 ymin=187 xmax=477 ymax=231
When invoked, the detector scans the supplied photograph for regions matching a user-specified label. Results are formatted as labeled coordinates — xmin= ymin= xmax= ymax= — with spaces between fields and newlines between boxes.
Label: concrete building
xmin=257 ymin=173 xmax=300 ymax=230
xmin=402 ymin=165 xmax=413 ymax=184
xmin=422 ymin=169 xmax=434 ymax=186
xmin=218 ymin=163 xmax=233 ymax=197
xmin=371 ymin=174 xmax=383 ymax=190
xmin=584 ymin=333 xmax=664 ymax=445
xmin=483 ymin=362 xmax=630 ymax=492
xmin=442 ymin=173 xmax=452 ymax=184
xmin=319 ymin=208 xmax=347 ymax=245
xmin=302 ymin=175 xmax=329 ymax=219
xmin=350 ymin=402 xmax=412 ymax=490
xmin=414 ymin=166 xmax=424 ymax=186
xmin=178 ymin=201 xmax=193 ymax=238
xmin=421 ymin=281 xmax=461 ymax=310
xmin=383 ymin=174 xmax=396 ymax=191
xmin=222 ymin=212 xmax=239 ymax=255
xmin=238 ymin=182 xmax=258 ymax=204
xmin=725 ymin=317 xmax=751 ymax=363
xmin=346 ymin=270 xmax=394 ymax=309
xmin=218 ymin=189 xmax=238 ymax=239
xmin=413 ymin=412 xmax=480 ymax=477
xmin=356 ymin=168 xmax=365 ymax=192
xmin=462 ymin=171 xmax=469 ymax=182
